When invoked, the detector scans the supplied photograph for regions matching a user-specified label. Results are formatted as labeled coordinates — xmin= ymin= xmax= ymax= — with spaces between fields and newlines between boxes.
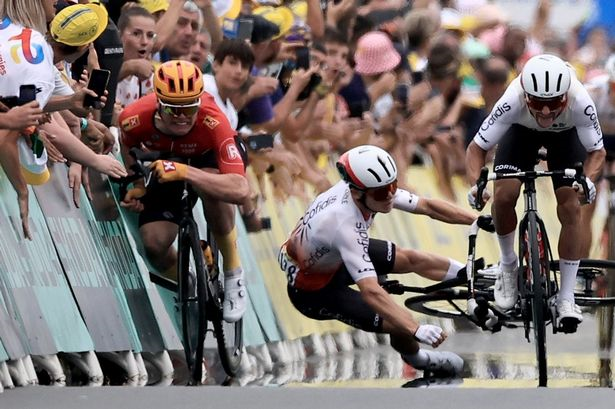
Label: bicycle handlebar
xmin=473 ymin=162 xmax=590 ymax=209
xmin=109 ymin=147 xmax=163 ymax=199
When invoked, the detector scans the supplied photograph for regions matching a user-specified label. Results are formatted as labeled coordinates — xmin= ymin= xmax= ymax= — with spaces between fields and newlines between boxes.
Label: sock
xmin=444 ymin=259 xmax=465 ymax=280
xmin=558 ymin=259 xmax=580 ymax=303
xmin=497 ymin=231 xmax=517 ymax=266
xmin=213 ymin=227 xmax=241 ymax=273
xmin=402 ymin=349 xmax=430 ymax=367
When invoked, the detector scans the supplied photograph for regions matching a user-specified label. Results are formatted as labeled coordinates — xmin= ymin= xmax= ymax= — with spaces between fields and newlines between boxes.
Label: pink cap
xmin=354 ymin=31 xmax=401 ymax=76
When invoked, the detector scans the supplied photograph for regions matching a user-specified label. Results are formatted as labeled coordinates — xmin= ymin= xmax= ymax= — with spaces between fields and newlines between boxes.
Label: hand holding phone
xmin=246 ymin=134 xmax=274 ymax=151
xmin=83 ymin=69 xmax=111 ymax=109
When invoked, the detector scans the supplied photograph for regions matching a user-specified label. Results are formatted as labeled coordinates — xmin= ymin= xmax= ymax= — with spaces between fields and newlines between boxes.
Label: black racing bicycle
xmin=112 ymin=148 xmax=243 ymax=384
xmin=388 ymin=164 xmax=615 ymax=387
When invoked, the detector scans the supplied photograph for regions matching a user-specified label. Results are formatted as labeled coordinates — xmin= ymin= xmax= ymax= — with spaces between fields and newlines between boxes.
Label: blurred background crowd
xmin=1 ymin=0 xmax=614 ymax=233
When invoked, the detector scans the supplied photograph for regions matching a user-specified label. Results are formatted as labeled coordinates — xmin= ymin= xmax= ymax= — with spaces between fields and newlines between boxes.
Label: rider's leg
xmin=579 ymin=199 xmax=597 ymax=258
xmin=492 ymin=178 xmax=522 ymax=266
xmin=392 ymin=247 xmax=464 ymax=281
xmin=140 ymin=221 xmax=180 ymax=280
xmin=202 ymin=199 xmax=246 ymax=322
xmin=555 ymin=186 xmax=582 ymax=303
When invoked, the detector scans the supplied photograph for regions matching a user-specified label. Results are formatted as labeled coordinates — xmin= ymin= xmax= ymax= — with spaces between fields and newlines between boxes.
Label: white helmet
xmin=605 ymin=54 xmax=615 ymax=82
xmin=520 ymin=54 xmax=571 ymax=98
xmin=336 ymin=145 xmax=397 ymax=189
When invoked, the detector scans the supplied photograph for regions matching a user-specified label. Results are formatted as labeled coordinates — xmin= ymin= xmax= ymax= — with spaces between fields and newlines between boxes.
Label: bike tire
xmin=404 ymin=288 xmax=470 ymax=320
xmin=574 ymin=259 xmax=615 ymax=306
xmin=206 ymin=235 xmax=243 ymax=377
xmin=527 ymin=212 xmax=548 ymax=387
xmin=178 ymin=222 xmax=208 ymax=385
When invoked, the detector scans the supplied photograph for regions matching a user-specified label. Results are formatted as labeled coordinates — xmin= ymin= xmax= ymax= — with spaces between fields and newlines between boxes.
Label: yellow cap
xmin=253 ymin=6 xmax=294 ymax=39
xmin=212 ymin=0 xmax=242 ymax=21
xmin=50 ymin=3 xmax=108 ymax=47
xmin=139 ymin=0 xmax=169 ymax=14
xmin=18 ymin=136 xmax=50 ymax=186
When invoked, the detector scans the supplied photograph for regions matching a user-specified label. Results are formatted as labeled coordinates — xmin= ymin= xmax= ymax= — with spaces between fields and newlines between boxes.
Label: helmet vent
xmin=187 ymin=78 xmax=194 ymax=92
xmin=367 ymin=169 xmax=382 ymax=182
xmin=556 ymin=73 xmax=562 ymax=92
xmin=530 ymin=73 xmax=538 ymax=92
xmin=544 ymin=71 xmax=549 ymax=92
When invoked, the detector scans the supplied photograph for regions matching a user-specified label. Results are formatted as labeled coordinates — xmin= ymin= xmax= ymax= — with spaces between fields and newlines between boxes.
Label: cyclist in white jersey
xmin=578 ymin=54 xmax=615 ymax=258
xmin=466 ymin=54 xmax=606 ymax=329
xmin=279 ymin=145 xmax=479 ymax=376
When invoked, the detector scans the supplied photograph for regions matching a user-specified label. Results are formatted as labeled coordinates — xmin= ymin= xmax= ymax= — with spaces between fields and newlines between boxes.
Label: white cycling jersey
xmin=473 ymin=73 xmax=603 ymax=152
xmin=584 ymin=74 xmax=615 ymax=135
xmin=279 ymin=181 xmax=420 ymax=291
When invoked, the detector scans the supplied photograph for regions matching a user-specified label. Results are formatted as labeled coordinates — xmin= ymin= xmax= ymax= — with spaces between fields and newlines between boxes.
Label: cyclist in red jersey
xmin=118 ymin=60 xmax=249 ymax=323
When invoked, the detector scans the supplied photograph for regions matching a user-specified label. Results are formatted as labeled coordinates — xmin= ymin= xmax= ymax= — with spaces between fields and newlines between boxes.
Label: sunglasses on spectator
xmin=525 ymin=94 xmax=567 ymax=112
xmin=367 ymin=180 xmax=398 ymax=201
xmin=158 ymin=100 xmax=201 ymax=117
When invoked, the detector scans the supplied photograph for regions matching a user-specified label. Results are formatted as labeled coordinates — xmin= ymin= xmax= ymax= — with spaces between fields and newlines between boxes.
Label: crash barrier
xmin=0 ymin=162 xmax=598 ymax=388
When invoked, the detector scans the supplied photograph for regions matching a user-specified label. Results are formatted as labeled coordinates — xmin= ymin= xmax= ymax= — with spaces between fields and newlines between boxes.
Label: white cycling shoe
xmin=223 ymin=269 xmax=247 ymax=323
xmin=556 ymin=299 xmax=583 ymax=327
xmin=415 ymin=350 xmax=464 ymax=377
xmin=494 ymin=264 xmax=518 ymax=310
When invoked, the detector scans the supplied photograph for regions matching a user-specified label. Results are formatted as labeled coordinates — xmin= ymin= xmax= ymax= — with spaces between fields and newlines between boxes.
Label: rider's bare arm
xmin=584 ymin=148 xmax=607 ymax=182
xmin=465 ymin=141 xmax=488 ymax=182
xmin=187 ymin=168 xmax=249 ymax=204
xmin=412 ymin=196 xmax=478 ymax=225
xmin=356 ymin=276 xmax=421 ymax=337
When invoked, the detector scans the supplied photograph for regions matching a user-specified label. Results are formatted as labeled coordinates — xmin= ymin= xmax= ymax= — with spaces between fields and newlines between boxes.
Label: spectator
xmin=158 ymin=0 xmax=201 ymax=62
xmin=186 ymin=29 xmax=213 ymax=74
xmin=117 ymin=6 xmax=157 ymax=107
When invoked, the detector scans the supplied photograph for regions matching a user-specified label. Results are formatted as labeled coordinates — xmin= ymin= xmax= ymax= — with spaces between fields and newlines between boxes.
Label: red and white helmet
xmin=336 ymin=145 xmax=397 ymax=189
xmin=520 ymin=54 xmax=571 ymax=98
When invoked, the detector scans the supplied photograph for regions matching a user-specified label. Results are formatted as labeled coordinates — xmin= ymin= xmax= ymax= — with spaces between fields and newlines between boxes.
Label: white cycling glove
xmin=414 ymin=324 xmax=444 ymax=346
xmin=467 ymin=185 xmax=492 ymax=209
xmin=573 ymin=179 xmax=596 ymax=204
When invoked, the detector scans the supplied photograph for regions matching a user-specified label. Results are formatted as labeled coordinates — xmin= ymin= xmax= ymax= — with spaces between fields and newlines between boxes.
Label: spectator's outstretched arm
xmin=152 ymin=0 xmax=183 ymax=53
xmin=39 ymin=114 xmax=126 ymax=179
xmin=194 ymin=0 xmax=223 ymax=53
xmin=280 ymin=91 xmax=320 ymax=143
xmin=306 ymin=0 xmax=325 ymax=40
xmin=530 ymin=0 xmax=551 ymax=44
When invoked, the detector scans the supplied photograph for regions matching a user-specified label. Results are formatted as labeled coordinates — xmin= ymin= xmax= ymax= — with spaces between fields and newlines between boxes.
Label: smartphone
xmin=246 ymin=134 xmax=274 ymax=151
xmin=295 ymin=46 xmax=311 ymax=70
xmin=237 ymin=18 xmax=254 ymax=41
xmin=19 ymin=84 xmax=37 ymax=105
xmin=83 ymin=68 xmax=111 ymax=109
xmin=395 ymin=83 xmax=409 ymax=107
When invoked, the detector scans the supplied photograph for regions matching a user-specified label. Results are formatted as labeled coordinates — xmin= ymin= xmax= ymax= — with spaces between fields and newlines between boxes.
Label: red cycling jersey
xmin=119 ymin=92 xmax=245 ymax=175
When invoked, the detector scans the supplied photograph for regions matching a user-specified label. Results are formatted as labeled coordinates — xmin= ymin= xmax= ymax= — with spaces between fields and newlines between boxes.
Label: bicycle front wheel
xmin=404 ymin=288 xmax=470 ymax=320
xmin=178 ymin=224 xmax=208 ymax=385
xmin=205 ymin=237 xmax=243 ymax=377
xmin=524 ymin=212 xmax=548 ymax=387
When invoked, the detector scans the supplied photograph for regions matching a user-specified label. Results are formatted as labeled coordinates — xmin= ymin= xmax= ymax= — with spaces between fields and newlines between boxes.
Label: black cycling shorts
xmin=493 ymin=124 xmax=587 ymax=190
xmin=287 ymin=239 xmax=396 ymax=333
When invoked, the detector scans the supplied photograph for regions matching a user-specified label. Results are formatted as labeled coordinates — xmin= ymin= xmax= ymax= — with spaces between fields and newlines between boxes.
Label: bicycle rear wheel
xmin=178 ymin=222 xmax=208 ymax=385
xmin=205 ymin=236 xmax=243 ymax=377
xmin=523 ymin=212 xmax=548 ymax=387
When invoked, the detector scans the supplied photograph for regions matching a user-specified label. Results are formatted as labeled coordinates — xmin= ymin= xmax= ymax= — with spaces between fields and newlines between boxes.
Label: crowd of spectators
xmin=1 ymin=0 xmax=614 ymax=235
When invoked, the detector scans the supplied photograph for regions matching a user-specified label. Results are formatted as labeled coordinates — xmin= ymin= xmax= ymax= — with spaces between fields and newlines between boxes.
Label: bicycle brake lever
xmin=573 ymin=162 xmax=590 ymax=204
xmin=474 ymin=167 xmax=489 ymax=211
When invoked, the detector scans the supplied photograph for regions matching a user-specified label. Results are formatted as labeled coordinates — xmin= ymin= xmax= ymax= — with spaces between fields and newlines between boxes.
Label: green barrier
xmin=0 ymin=167 xmax=93 ymax=356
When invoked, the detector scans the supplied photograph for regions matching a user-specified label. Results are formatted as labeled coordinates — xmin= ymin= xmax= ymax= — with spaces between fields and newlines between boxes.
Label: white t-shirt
xmin=0 ymin=18 xmax=55 ymax=107
xmin=203 ymin=73 xmax=238 ymax=130
xmin=116 ymin=74 xmax=154 ymax=107
xmin=473 ymin=72 xmax=603 ymax=152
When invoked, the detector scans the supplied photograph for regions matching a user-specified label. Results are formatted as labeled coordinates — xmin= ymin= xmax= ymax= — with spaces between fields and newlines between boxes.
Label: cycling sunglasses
xmin=158 ymin=99 xmax=201 ymax=117
xmin=525 ymin=94 xmax=567 ymax=112
xmin=367 ymin=180 xmax=398 ymax=201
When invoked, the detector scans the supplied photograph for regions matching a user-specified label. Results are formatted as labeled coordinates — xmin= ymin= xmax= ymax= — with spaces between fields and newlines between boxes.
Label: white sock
xmin=444 ymin=259 xmax=465 ymax=280
xmin=402 ymin=349 xmax=429 ymax=367
xmin=558 ymin=259 xmax=579 ymax=303
xmin=497 ymin=231 xmax=517 ymax=266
